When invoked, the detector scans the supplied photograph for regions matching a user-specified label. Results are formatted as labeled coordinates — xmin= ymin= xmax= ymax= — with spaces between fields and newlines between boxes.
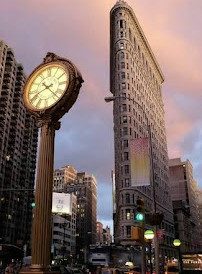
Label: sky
xmin=1 ymin=0 xmax=202 ymax=231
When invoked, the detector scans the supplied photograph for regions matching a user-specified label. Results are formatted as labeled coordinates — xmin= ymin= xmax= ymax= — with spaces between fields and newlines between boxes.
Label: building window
xmin=124 ymin=152 xmax=129 ymax=161
xmin=120 ymin=52 xmax=125 ymax=59
xmin=123 ymin=116 xmax=127 ymax=123
xmin=121 ymin=226 xmax=124 ymax=236
xmin=126 ymin=209 xmax=131 ymax=220
xmin=123 ymin=127 xmax=128 ymax=135
xmin=120 ymin=42 xmax=124 ymax=49
xmin=129 ymin=28 xmax=132 ymax=42
xmin=125 ymin=178 xmax=130 ymax=187
xmin=120 ymin=19 xmax=126 ymax=29
xmin=124 ymin=165 xmax=129 ymax=174
xmin=121 ymin=62 xmax=125 ymax=69
xmin=120 ymin=72 xmax=125 ymax=79
xmin=126 ymin=226 xmax=131 ymax=236
xmin=121 ymin=82 xmax=126 ymax=89
xmin=122 ymin=104 xmax=127 ymax=111
xmin=123 ymin=139 xmax=128 ymax=148
xmin=134 ymin=37 xmax=136 ymax=49
xmin=120 ymin=31 xmax=124 ymax=38
xmin=126 ymin=193 xmax=130 ymax=204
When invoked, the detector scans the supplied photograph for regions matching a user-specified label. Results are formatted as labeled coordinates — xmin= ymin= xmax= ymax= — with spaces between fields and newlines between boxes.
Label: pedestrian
xmin=5 ymin=263 xmax=14 ymax=274
xmin=14 ymin=262 xmax=21 ymax=274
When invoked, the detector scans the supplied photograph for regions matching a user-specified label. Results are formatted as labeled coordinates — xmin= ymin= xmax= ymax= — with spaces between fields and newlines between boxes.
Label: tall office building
xmin=169 ymin=158 xmax=201 ymax=252
xmin=96 ymin=221 xmax=104 ymax=244
xmin=53 ymin=165 xmax=77 ymax=192
xmin=110 ymin=1 xmax=174 ymax=256
xmin=196 ymin=189 xmax=202 ymax=250
xmin=0 ymin=40 xmax=38 ymax=246
xmin=52 ymin=193 xmax=77 ymax=256
xmin=103 ymin=226 xmax=112 ymax=245
xmin=53 ymin=166 xmax=97 ymax=262
xmin=64 ymin=172 xmax=97 ymax=247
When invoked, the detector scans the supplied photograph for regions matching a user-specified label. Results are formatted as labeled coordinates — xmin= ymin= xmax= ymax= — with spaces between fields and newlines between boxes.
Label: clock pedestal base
xmin=20 ymin=268 xmax=59 ymax=274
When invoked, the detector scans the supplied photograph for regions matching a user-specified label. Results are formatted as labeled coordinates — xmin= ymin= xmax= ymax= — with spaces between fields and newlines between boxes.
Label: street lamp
xmin=173 ymin=239 xmax=182 ymax=273
xmin=105 ymin=95 xmax=160 ymax=273
xmin=173 ymin=239 xmax=181 ymax=247
xmin=144 ymin=230 xmax=154 ymax=274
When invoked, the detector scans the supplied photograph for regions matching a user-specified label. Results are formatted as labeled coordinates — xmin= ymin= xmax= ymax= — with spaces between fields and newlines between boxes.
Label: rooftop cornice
xmin=111 ymin=1 xmax=164 ymax=82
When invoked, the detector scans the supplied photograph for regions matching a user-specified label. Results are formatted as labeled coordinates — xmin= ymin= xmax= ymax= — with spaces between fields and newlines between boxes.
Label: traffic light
xmin=131 ymin=226 xmax=144 ymax=243
xmin=135 ymin=198 xmax=145 ymax=222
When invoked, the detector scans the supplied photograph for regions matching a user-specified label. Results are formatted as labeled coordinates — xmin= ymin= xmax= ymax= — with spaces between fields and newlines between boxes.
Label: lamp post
xmin=144 ymin=230 xmax=154 ymax=274
xmin=173 ymin=239 xmax=182 ymax=273
xmin=105 ymin=95 xmax=160 ymax=274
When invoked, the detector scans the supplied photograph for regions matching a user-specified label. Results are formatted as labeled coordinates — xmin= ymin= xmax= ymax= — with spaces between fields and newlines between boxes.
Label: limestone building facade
xmin=110 ymin=1 xmax=174 ymax=256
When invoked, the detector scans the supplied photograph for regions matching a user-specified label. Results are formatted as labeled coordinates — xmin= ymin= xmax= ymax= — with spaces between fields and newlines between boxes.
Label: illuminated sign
xmin=52 ymin=192 xmax=72 ymax=215
xmin=182 ymin=254 xmax=202 ymax=270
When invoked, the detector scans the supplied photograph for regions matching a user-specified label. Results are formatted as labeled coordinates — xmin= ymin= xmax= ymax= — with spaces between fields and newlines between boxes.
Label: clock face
xmin=25 ymin=62 xmax=69 ymax=111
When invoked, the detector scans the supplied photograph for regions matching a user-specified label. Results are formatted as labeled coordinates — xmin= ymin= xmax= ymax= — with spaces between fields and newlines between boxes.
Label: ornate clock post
xmin=22 ymin=53 xmax=83 ymax=273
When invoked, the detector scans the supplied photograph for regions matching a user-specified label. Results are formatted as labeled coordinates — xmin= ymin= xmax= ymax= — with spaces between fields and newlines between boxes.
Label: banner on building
xmin=111 ymin=170 xmax=116 ymax=213
xmin=52 ymin=192 xmax=72 ymax=215
xmin=130 ymin=138 xmax=150 ymax=186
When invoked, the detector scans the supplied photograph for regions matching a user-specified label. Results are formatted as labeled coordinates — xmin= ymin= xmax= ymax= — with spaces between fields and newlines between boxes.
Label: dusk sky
xmin=1 ymin=0 xmax=202 ymax=230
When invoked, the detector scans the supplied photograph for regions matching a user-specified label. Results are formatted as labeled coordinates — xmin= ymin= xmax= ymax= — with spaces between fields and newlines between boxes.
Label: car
xmin=72 ymin=269 xmax=83 ymax=274
xmin=51 ymin=265 xmax=72 ymax=274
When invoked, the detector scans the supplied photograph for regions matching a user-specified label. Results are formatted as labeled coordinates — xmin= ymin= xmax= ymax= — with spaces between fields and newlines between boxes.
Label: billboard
xmin=52 ymin=192 xmax=72 ymax=215
xmin=130 ymin=138 xmax=150 ymax=186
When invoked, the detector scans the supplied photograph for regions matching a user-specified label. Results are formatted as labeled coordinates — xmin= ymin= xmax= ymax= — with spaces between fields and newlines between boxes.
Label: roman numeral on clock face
xmin=39 ymin=74 xmax=45 ymax=80
xmin=59 ymin=81 xmax=66 ymax=86
xmin=36 ymin=99 xmax=42 ymax=108
xmin=47 ymin=68 xmax=52 ymax=77
xmin=44 ymin=99 xmax=49 ymax=108
xmin=58 ymin=72 xmax=65 ymax=79
xmin=30 ymin=94 xmax=38 ymax=103
xmin=56 ymin=89 xmax=64 ymax=94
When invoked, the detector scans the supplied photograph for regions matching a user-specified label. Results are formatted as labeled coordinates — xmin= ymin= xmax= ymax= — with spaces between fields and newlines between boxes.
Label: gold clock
xmin=24 ymin=62 xmax=69 ymax=111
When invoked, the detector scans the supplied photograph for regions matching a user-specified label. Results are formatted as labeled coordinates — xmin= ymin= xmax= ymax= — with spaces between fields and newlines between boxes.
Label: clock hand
xmin=37 ymin=86 xmax=49 ymax=94
xmin=46 ymin=83 xmax=53 ymax=89
xmin=47 ymin=87 xmax=60 ymax=99
xmin=42 ymin=82 xmax=48 ymax=88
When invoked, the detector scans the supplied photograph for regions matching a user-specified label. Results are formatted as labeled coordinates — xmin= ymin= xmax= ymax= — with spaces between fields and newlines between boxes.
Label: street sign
xmin=157 ymin=230 xmax=163 ymax=239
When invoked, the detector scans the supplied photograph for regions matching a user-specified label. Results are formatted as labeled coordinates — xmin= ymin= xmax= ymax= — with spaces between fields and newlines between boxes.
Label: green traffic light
xmin=31 ymin=202 xmax=35 ymax=207
xmin=136 ymin=213 xmax=144 ymax=221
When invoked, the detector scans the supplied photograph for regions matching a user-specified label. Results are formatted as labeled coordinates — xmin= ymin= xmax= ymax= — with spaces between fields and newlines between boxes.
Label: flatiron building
xmin=110 ymin=1 xmax=174 ymax=257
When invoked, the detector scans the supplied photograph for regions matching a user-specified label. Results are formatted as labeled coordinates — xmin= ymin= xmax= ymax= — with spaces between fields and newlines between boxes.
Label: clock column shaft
xmin=31 ymin=122 xmax=57 ymax=270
